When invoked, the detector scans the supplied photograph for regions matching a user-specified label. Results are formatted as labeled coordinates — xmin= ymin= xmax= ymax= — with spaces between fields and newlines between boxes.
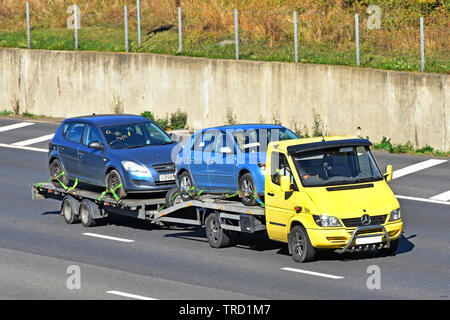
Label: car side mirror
xmin=88 ymin=141 xmax=104 ymax=150
xmin=280 ymin=176 xmax=292 ymax=192
xmin=384 ymin=165 xmax=393 ymax=182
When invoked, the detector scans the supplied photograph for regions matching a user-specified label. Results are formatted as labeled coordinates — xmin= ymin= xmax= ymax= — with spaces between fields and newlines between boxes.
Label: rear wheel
xmin=288 ymin=225 xmax=316 ymax=263
xmin=165 ymin=188 xmax=184 ymax=208
xmin=238 ymin=173 xmax=259 ymax=206
xmin=105 ymin=169 xmax=127 ymax=199
xmin=61 ymin=196 xmax=80 ymax=224
xmin=205 ymin=211 xmax=232 ymax=248
xmin=50 ymin=159 xmax=70 ymax=188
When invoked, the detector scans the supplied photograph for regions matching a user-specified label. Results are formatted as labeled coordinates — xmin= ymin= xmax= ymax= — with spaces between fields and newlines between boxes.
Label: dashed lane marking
xmin=82 ymin=232 xmax=135 ymax=243
xmin=392 ymin=159 xmax=447 ymax=180
xmin=12 ymin=133 xmax=54 ymax=146
xmin=106 ymin=290 xmax=157 ymax=300
xmin=281 ymin=267 xmax=344 ymax=279
xmin=0 ymin=122 xmax=34 ymax=133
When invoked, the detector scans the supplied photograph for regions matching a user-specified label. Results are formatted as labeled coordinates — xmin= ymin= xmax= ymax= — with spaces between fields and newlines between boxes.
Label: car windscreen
xmin=292 ymin=145 xmax=383 ymax=187
xmin=232 ymin=128 xmax=298 ymax=153
xmin=102 ymin=122 xmax=172 ymax=149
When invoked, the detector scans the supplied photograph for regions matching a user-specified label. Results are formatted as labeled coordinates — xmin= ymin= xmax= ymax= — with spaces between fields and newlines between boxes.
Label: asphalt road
xmin=0 ymin=118 xmax=449 ymax=300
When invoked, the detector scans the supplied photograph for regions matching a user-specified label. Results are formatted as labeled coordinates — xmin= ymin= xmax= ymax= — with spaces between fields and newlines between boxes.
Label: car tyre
xmin=288 ymin=225 xmax=316 ymax=263
xmin=238 ymin=173 xmax=259 ymax=206
xmin=50 ymin=159 xmax=70 ymax=188
xmin=205 ymin=211 xmax=232 ymax=248
xmin=105 ymin=169 xmax=127 ymax=199
xmin=178 ymin=171 xmax=194 ymax=201
xmin=165 ymin=188 xmax=184 ymax=208
xmin=61 ymin=195 xmax=80 ymax=224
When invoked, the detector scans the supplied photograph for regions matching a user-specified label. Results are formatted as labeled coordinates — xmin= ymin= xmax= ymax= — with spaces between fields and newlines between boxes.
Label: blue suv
xmin=175 ymin=124 xmax=298 ymax=206
xmin=48 ymin=114 xmax=178 ymax=198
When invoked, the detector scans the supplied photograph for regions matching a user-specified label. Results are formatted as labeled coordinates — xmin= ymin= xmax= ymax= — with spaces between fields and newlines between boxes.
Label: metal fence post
xmin=178 ymin=7 xmax=183 ymax=53
xmin=74 ymin=5 xmax=78 ymax=50
xmin=293 ymin=11 xmax=298 ymax=63
xmin=234 ymin=9 xmax=239 ymax=60
xmin=137 ymin=0 xmax=141 ymax=44
xmin=420 ymin=17 xmax=425 ymax=72
xmin=26 ymin=2 xmax=31 ymax=49
xmin=355 ymin=13 xmax=360 ymax=66
xmin=124 ymin=5 xmax=129 ymax=52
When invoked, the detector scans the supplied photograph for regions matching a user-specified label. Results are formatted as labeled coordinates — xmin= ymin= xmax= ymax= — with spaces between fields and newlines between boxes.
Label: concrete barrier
xmin=0 ymin=47 xmax=448 ymax=151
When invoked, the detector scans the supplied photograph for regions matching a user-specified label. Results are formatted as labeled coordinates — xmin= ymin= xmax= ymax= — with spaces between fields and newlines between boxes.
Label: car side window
xmin=65 ymin=123 xmax=85 ymax=144
xmin=271 ymin=152 xmax=294 ymax=186
xmin=214 ymin=131 xmax=235 ymax=154
xmin=193 ymin=131 xmax=216 ymax=152
xmin=83 ymin=124 xmax=102 ymax=146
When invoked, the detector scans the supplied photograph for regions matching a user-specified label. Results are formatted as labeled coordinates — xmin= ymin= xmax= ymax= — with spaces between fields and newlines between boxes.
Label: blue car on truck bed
xmin=175 ymin=124 xmax=298 ymax=206
xmin=48 ymin=114 xmax=178 ymax=198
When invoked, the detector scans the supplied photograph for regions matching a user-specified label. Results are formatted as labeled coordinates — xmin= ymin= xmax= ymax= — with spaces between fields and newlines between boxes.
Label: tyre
xmin=238 ymin=173 xmax=259 ymax=206
xmin=178 ymin=171 xmax=193 ymax=201
xmin=205 ymin=211 xmax=232 ymax=248
xmin=61 ymin=195 xmax=80 ymax=224
xmin=79 ymin=199 xmax=100 ymax=227
xmin=288 ymin=225 xmax=316 ymax=263
xmin=165 ymin=188 xmax=184 ymax=208
xmin=49 ymin=159 xmax=70 ymax=188
xmin=105 ymin=169 xmax=127 ymax=199
xmin=379 ymin=238 xmax=399 ymax=256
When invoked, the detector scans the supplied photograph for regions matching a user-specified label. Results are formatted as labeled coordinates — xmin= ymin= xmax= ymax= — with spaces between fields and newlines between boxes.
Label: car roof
xmin=64 ymin=114 xmax=150 ymax=126
xmin=195 ymin=124 xmax=287 ymax=134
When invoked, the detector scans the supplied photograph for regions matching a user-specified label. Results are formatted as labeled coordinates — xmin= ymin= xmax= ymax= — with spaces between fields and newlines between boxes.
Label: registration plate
xmin=355 ymin=236 xmax=382 ymax=245
xmin=159 ymin=173 xmax=175 ymax=182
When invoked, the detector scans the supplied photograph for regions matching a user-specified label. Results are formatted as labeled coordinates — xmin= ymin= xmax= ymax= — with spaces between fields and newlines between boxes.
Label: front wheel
xmin=105 ymin=169 xmax=127 ymax=199
xmin=178 ymin=171 xmax=193 ymax=201
xmin=288 ymin=225 xmax=316 ymax=263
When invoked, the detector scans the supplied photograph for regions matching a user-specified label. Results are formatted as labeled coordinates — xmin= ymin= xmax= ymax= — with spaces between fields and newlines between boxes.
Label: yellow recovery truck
xmin=32 ymin=136 xmax=403 ymax=262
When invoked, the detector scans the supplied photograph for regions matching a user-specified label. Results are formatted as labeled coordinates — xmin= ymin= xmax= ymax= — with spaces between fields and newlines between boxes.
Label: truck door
xmin=265 ymin=151 xmax=297 ymax=242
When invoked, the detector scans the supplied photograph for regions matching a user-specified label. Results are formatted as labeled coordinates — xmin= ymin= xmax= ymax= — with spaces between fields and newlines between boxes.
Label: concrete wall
xmin=1 ymin=47 xmax=448 ymax=151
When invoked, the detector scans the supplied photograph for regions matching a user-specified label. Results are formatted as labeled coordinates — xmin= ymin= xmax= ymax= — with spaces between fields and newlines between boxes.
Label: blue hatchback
xmin=175 ymin=124 xmax=298 ymax=206
xmin=48 ymin=114 xmax=178 ymax=198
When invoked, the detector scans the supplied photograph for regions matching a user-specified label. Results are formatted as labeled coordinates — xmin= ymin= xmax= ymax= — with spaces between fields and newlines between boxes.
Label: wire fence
xmin=0 ymin=0 xmax=448 ymax=74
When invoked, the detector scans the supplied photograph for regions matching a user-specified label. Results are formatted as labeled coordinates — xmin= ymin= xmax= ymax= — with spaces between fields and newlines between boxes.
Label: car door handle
xmin=267 ymin=192 xmax=275 ymax=196
xmin=58 ymin=147 xmax=65 ymax=152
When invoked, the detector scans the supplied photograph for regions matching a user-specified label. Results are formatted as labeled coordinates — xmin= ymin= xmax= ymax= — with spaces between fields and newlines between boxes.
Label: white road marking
xmin=0 ymin=142 xmax=47 ymax=153
xmin=12 ymin=133 xmax=54 ymax=146
xmin=82 ymin=233 xmax=135 ymax=243
xmin=0 ymin=122 xmax=34 ymax=133
xmin=106 ymin=290 xmax=157 ymax=300
xmin=281 ymin=267 xmax=344 ymax=279
xmin=430 ymin=190 xmax=450 ymax=202
xmin=396 ymin=195 xmax=450 ymax=206
xmin=392 ymin=159 xmax=447 ymax=179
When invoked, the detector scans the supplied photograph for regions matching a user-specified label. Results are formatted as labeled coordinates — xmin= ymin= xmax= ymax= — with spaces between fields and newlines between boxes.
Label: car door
xmin=206 ymin=130 xmax=236 ymax=193
xmin=59 ymin=122 xmax=85 ymax=177
xmin=264 ymin=151 xmax=297 ymax=242
xmin=189 ymin=131 xmax=215 ymax=189
xmin=77 ymin=124 xmax=106 ymax=185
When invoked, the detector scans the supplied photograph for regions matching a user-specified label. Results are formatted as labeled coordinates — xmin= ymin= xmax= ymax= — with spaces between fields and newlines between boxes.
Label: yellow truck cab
xmin=265 ymin=136 xmax=403 ymax=262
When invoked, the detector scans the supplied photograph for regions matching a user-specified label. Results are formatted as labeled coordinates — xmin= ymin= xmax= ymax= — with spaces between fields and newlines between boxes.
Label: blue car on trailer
xmin=48 ymin=114 xmax=178 ymax=199
xmin=175 ymin=124 xmax=298 ymax=206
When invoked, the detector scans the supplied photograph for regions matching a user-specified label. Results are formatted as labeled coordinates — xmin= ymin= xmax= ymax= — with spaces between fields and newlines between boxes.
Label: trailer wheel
xmin=288 ymin=225 xmax=316 ymax=263
xmin=79 ymin=199 xmax=100 ymax=227
xmin=205 ymin=212 xmax=232 ymax=248
xmin=61 ymin=196 xmax=80 ymax=224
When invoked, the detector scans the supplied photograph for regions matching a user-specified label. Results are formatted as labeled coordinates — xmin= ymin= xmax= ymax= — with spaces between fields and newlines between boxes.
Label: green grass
xmin=0 ymin=109 xmax=14 ymax=116
xmin=374 ymin=136 xmax=450 ymax=157
xmin=0 ymin=26 xmax=448 ymax=74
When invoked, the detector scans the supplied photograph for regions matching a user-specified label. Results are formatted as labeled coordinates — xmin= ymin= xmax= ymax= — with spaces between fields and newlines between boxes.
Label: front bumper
xmin=307 ymin=221 xmax=403 ymax=253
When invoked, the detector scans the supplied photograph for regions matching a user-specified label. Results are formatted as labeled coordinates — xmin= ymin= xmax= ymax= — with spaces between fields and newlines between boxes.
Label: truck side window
xmin=271 ymin=152 xmax=294 ymax=186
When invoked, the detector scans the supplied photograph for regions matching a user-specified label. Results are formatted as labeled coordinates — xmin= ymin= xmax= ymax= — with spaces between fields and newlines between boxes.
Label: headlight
xmin=389 ymin=208 xmax=401 ymax=221
xmin=121 ymin=161 xmax=150 ymax=176
xmin=313 ymin=214 xmax=342 ymax=227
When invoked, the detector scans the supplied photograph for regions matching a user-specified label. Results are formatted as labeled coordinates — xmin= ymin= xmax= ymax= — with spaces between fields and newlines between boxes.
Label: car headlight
xmin=389 ymin=208 xmax=401 ymax=221
xmin=121 ymin=161 xmax=150 ymax=176
xmin=313 ymin=214 xmax=342 ymax=227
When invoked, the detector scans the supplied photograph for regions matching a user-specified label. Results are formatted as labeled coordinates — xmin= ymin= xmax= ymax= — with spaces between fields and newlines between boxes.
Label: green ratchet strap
xmin=186 ymin=186 xmax=204 ymax=198
xmin=159 ymin=190 xmax=182 ymax=210
xmin=221 ymin=191 xmax=239 ymax=198
xmin=36 ymin=172 xmax=78 ymax=192
xmin=251 ymin=190 xmax=265 ymax=207
xmin=98 ymin=183 xmax=123 ymax=202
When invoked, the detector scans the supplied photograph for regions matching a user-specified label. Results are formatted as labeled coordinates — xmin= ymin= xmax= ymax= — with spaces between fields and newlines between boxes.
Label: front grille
xmin=155 ymin=181 xmax=176 ymax=186
xmin=342 ymin=215 xmax=387 ymax=228
xmin=152 ymin=163 xmax=175 ymax=173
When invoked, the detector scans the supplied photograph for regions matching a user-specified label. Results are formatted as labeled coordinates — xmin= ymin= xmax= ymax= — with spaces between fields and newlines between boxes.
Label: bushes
xmin=374 ymin=136 xmax=449 ymax=156
xmin=140 ymin=108 xmax=188 ymax=130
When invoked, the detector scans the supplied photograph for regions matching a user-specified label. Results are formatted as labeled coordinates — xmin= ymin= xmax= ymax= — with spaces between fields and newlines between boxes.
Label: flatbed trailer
xmin=32 ymin=182 xmax=267 ymax=247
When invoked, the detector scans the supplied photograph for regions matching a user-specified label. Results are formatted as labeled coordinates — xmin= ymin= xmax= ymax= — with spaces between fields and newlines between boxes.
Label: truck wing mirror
xmin=384 ymin=165 xmax=393 ymax=182
xmin=280 ymin=176 xmax=292 ymax=192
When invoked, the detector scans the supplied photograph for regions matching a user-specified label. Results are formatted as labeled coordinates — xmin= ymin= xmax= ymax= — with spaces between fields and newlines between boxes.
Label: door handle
xmin=267 ymin=192 xmax=275 ymax=196
xmin=58 ymin=147 xmax=65 ymax=152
